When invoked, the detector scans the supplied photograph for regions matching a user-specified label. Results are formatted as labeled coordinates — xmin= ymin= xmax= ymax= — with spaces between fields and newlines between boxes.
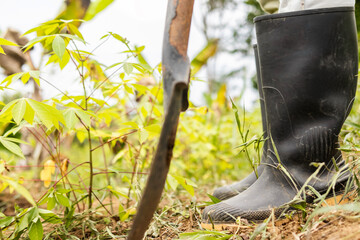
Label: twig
xmin=91 ymin=130 xmax=137 ymax=152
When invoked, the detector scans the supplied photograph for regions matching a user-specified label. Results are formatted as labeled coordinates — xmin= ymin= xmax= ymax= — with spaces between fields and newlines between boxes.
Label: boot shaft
xmin=254 ymin=7 xmax=358 ymax=189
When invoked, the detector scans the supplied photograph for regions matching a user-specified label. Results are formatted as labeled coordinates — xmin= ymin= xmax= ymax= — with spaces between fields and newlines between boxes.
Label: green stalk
xmin=79 ymin=57 xmax=93 ymax=209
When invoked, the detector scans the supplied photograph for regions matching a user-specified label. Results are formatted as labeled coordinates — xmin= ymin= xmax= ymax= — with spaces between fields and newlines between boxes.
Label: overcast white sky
xmin=0 ymin=0 xmax=257 ymax=107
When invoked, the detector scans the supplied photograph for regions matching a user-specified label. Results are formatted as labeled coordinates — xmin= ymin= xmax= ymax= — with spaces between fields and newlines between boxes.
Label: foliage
xmin=0 ymin=2 xmax=359 ymax=239
xmin=0 ymin=13 xmax=265 ymax=238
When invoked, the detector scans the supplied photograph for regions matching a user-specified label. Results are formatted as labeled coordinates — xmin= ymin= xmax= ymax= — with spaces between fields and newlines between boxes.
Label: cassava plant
xmin=0 ymin=19 xmax=171 ymax=239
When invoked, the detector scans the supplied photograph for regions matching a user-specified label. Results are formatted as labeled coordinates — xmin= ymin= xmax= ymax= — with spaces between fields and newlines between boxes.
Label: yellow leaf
xmin=0 ymin=160 xmax=5 ymax=174
xmin=61 ymin=158 xmax=69 ymax=176
xmin=195 ymin=106 xmax=208 ymax=114
xmin=216 ymin=84 xmax=227 ymax=106
xmin=44 ymin=159 xmax=56 ymax=174
xmin=40 ymin=159 xmax=56 ymax=187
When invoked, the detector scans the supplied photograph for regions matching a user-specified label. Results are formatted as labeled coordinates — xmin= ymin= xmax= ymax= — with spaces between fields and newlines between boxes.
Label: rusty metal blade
xmin=127 ymin=0 xmax=194 ymax=239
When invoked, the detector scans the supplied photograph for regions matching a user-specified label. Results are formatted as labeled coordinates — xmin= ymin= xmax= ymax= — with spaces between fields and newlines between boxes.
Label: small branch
xmin=36 ymin=161 xmax=90 ymax=204
xmin=92 ymin=191 xmax=112 ymax=217
xmin=39 ymin=76 xmax=84 ymax=109
xmin=26 ymin=127 xmax=54 ymax=158
xmin=91 ymin=130 xmax=137 ymax=152
xmin=99 ymin=137 xmax=113 ymax=214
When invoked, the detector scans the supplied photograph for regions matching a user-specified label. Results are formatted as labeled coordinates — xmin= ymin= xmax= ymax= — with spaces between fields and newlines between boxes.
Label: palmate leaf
xmin=1 ymin=98 xmax=65 ymax=130
xmin=26 ymin=99 xmax=65 ymax=129
xmin=0 ymin=136 xmax=25 ymax=159
xmin=1 ymin=71 xmax=40 ymax=87
xmin=1 ymin=72 xmax=25 ymax=86
xmin=62 ymin=108 xmax=91 ymax=129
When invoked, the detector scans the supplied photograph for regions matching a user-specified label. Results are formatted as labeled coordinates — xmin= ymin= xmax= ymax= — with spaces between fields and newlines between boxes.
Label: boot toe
xmin=213 ymin=186 xmax=240 ymax=201
xmin=202 ymin=201 xmax=241 ymax=222
xmin=203 ymin=200 xmax=284 ymax=222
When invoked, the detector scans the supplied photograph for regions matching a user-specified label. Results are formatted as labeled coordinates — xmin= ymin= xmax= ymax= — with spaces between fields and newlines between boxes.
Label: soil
xmin=1 ymin=192 xmax=360 ymax=239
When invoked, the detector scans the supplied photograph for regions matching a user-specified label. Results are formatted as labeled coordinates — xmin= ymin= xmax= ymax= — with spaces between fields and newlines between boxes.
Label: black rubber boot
xmin=203 ymin=7 xmax=358 ymax=222
xmin=213 ymin=45 xmax=267 ymax=201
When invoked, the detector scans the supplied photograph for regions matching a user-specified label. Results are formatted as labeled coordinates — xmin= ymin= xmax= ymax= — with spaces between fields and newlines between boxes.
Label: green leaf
xmin=29 ymin=71 xmax=41 ymax=86
xmin=144 ymin=124 xmax=161 ymax=134
xmin=28 ymin=219 xmax=43 ymax=240
xmin=18 ymin=213 xmax=29 ymax=232
xmin=0 ymin=99 xmax=19 ymax=116
xmin=124 ymin=84 xmax=134 ymax=94
xmin=12 ymin=99 xmax=27 ymax=125
xmin=0 ymin=136 xmax=25 ymax=159
xmin=173 ymin=176 xmax=197 ymax=196
xmin=0 ymin=160 xmax=5 ymax=174
xmin=1 ymin=72 xmax=25 ymax=86
xmin=24 ymin=102 xmax=35 ymax=124
xmin=63 ymin=108 xmax=77 ymax=129
xmin=0 ymin=175 xmax=36 ymax=205
xmin=179 ymin=231 xmax=231 ymax=240
xmin=59 ymin=49 xmax=71 ymax=69
xmin=47 ymin=195 xmax=56 ymax=210
xmin=191 ymin=39 xmax=219 ymax=76
xmin=58 ymin=33 xmax=85 ymax=44
xmin=27 ymin=207 xmax=39 ymax=223
xmin=67 ymin=23 xmax=84 ymax=40
xmin=55 ymin=193 xmax=71 ymax=207
xmin=84 ymin=0 xmax=115 ymax=21
xmin=207 ymin=194 xmax=221 ymax=204
xmin=52 ymin=35 xmax=66 ymax=60
xmin=123 ymin=62 xmax=133 ymax=75
xmin=63 ymin=108 xmax=91 ymax=129
xmin=250 ymin=217 xmax=270 ymax=240
xmin=166 ymin=174 xmax=179 ymax=191
xmin=38 ymin=209 xmax=62 ymax=224
xmin=22 ymin=36 xmax=47 ymax=53
xmin=0 ymin=216 xmax=14 ymax=228
xmin=26 ymin=99 xmax=65 ymax=129
xmin=0 ymin=38 xmax=18 ymax=46
xmin=21 ymin=72 xmax=31 ymax=84
xmin=139 ymin=129 xmax=148 ymax=144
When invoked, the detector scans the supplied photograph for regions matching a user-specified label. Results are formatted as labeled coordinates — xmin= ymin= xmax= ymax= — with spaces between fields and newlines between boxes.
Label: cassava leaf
xmin=52 ymin=35 xmax=66 ymax=60
xmin=0 ymin=136 xmax=25 ymax=159
xmin=28 ymin=219 xmax=43 ymax=240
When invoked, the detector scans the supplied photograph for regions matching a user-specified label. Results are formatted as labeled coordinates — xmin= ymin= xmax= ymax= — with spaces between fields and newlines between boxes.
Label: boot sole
xmin=201 ymin=190 xmax=356 ymax=230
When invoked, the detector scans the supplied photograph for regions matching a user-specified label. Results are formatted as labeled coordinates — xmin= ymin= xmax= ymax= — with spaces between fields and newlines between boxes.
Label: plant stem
xmin=86 ymin=114 xmax=94 ymax=210
xmin=99 ymin=137 xmax=113 ymax=214
xmin=126 ymin=144 xmax=142 ymax=208
xmin=78 ymin=53 xmax=94 ymax=210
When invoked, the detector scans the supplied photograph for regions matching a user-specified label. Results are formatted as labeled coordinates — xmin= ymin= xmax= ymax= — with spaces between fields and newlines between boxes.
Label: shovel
xmin=127 ymin=0 xmax=194 ymax=239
